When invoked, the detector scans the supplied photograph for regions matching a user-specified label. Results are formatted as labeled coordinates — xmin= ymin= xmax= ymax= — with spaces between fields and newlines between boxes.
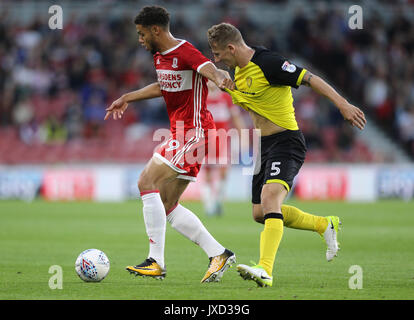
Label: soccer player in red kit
xmin=104 ymin=6 xmax=235 ymax=283
xmin=202 ymin=80 xmax=245 ymax=216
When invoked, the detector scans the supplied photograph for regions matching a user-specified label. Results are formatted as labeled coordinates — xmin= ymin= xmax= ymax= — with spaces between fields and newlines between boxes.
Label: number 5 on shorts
xmin=270 ymin=161 xmax=281 ymax=176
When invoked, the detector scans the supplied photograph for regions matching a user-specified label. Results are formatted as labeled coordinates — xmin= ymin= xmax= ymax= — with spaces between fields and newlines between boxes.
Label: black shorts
xmin=251 ymin=130 xmax=306 ymax=204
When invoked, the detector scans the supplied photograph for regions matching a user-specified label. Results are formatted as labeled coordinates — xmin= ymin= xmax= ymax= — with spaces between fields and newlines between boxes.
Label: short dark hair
xmin=134 ymin=6 xmax=170 ymax=29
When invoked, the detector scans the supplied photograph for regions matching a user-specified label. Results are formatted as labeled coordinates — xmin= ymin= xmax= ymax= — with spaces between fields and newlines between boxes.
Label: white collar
xmin=160 ymin=39 xmax=186 ymax=55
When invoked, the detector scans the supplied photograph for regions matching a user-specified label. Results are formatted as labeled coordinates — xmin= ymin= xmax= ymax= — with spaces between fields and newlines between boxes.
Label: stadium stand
xmin=0 ymin=0 xmax=413 ymax=164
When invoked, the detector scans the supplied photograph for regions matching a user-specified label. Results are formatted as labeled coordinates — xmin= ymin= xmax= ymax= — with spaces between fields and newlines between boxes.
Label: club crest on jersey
xmin=246 ymin=76 xmax=252 ymax=88
xmin=282 ymin=61 xmax=296 ymax=73
xmin=156 ymin=58 xmax=160 ymax=64
xmin=172 ymin=57 xmax=178 ymax=68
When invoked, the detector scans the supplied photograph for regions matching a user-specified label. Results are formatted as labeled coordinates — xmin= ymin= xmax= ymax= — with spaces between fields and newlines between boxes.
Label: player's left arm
xmin=301 ymin=71 xmax=366 ymax=130
xmin=198 ymin=63 xmax=235 ymax=91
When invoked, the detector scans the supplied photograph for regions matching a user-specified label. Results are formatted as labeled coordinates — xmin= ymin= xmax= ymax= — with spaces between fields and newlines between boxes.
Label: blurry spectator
xmin=337 ymin=122 xmax=355 ymax=152
xmin=13 ymin=95 xmax=39 ymax=145
xmin=12 ymin=95 xmax=34 ymax=126
xmin=19 ymin=119 xmax=40 ymax=145
xmin=83 ymin=91 xmax=106 ymax=139
xmin=63 ymin=93 xmax=84 ymax=140
xmin=364 ymin=66 xmax=388 ymax=113
xmin=40 ymin=115 xmax=67 ymax=144
xmin=396 ymin=105 xmax=414 ymax=150
xmin=83 ymin=91 xmax=106 ymax=123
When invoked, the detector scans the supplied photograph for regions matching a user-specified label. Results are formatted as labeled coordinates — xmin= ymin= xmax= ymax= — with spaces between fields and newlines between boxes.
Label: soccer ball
xmin=75 ymin=249 xmax=110 ymax=282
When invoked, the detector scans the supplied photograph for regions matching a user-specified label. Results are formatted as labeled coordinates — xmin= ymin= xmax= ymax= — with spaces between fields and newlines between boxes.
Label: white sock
xmin=140 ymin=190 xmax=166 ymax=269
xmin=166 ymin=203 xmax=225 ymax=258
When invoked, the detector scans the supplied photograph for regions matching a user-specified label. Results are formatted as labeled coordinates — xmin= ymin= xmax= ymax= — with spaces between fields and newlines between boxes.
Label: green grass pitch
xmin=0 ymin=199 xmax=413 ymax=300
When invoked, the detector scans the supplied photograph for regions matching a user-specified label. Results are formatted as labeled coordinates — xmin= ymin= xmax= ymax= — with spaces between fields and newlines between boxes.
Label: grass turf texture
xmin=0 ymin=199 xmax=413 ymax=300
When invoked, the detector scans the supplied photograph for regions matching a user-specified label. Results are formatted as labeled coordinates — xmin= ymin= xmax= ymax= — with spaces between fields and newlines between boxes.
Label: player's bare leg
xmin=160 ymin=177 xmax=235 ymax=283
xmin=158 ymin=174 xmax=189 ymax=213
xmin=126 ymin=156 xmax=178 ymax=279
xmin=138 ymin=155 xmax=179 ymax=191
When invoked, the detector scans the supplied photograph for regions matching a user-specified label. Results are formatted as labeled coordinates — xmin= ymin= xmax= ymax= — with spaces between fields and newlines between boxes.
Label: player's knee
xmin=161 ymin=196 xmax=176 ymax=213
xmin=137 ymin=174 xmax=155 ymax=193
xmin=253 ymin=213 xmax=264 ymax=224
xmin=252 ymin=205 xmax=264 ymax=224
xmin=261 ymin=197 xmax=282 ymax=213
xmin=260 ymin=184 xmax=286 ymax=213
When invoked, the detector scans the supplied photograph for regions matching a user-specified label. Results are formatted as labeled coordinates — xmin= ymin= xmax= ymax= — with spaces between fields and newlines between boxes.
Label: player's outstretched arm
xmin=104 ymin=82 xmax=162 ymax=120
xmin=198 ymin=63 xmax=235 ymax=91
xmin=301 ymin=71 xmax=366 ymax=130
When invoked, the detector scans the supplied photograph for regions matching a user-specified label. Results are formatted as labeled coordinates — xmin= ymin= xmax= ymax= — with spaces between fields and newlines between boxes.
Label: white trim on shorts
xmin=153 ymin=152 xmax=187 ymax=174
xmin=177 ymin=174 xmax=197 ymax=182
xmin=153 ymin=153 xmax=197 ymax=182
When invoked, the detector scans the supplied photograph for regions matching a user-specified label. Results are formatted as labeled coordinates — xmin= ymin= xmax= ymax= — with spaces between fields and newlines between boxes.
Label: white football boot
xmin=237 ymin=263 xmax=273 ymax=287
xmin=322 ymin=216 xmax=341 ymax=261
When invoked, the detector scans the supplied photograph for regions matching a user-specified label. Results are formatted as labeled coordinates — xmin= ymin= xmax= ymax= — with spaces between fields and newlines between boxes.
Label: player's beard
xmin=148 ymin=40 xmax=159 ymax=55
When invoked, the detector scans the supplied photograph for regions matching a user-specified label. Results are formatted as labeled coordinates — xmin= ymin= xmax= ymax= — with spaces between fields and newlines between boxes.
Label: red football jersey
xmin=206 ymin=90 xmax=234 ymax=129
xmin=153 ymin=40 xmax=215 ymax=134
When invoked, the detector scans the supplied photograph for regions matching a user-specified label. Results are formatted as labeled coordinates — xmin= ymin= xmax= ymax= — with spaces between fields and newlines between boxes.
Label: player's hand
xmin=219 ymin=78 xmax=235 ymax=91
xmin=104 ymin=96 xmax=129 ymax=120
xmin=215 ymin=69 xmax=235 ymax=91
xmin=338 ymin=102 xmax=366 ymax=130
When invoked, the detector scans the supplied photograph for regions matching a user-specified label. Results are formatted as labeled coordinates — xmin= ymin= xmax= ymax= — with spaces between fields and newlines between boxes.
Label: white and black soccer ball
xmin=75 ymin=249 xmax=110 ymax=282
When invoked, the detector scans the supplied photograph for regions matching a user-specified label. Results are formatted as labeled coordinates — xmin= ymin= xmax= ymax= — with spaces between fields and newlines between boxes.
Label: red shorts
xmin=154 ymin=128 xmax=213 ymax=181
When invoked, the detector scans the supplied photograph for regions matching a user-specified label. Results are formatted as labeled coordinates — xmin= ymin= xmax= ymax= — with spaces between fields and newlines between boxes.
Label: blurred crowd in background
xmin=0 ymin=0 xmax=413 ymax=164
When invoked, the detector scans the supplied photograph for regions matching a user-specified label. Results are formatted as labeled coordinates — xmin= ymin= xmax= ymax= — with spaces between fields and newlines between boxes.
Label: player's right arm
xmin=180 ymin=43 xmax=234 ymax=91
xmin=104 ymin=82 xmax=162 ymax=120
xmin=198 ymin=63 xmax=234 ymax=91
